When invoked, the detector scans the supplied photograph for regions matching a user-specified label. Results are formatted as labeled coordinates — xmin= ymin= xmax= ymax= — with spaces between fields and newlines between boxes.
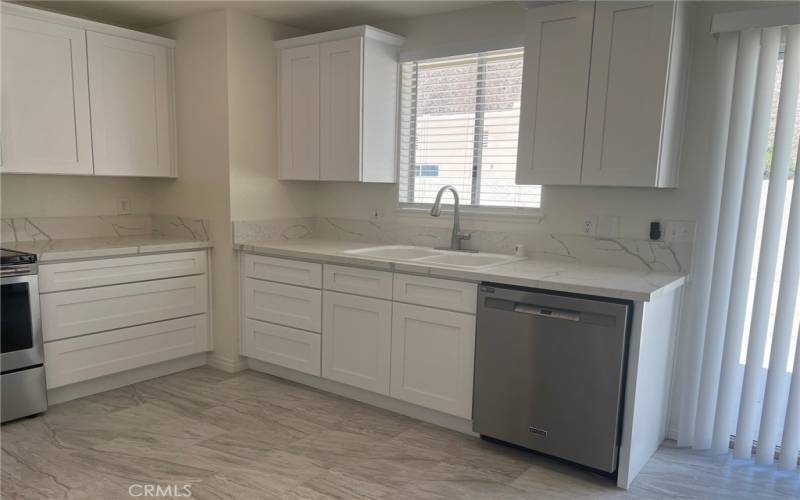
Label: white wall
xmin=146 ymin=9 xmax=315 ymax=372
xmin=147 ymin=10 xmax=238 ymax=370
xmin=0 ymin=175 xmax=154 ymax=218
xmin=226 ymin=10 xmax=316 ymax=221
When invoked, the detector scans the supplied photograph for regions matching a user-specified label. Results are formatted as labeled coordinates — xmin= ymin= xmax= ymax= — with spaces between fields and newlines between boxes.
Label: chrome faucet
xmin=430 ymin=185 xmax=474 ymax=252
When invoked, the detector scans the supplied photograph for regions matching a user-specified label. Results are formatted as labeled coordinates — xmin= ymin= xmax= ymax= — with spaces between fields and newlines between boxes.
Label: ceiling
xmin=12 ymin=1 xmax=506 ymax=32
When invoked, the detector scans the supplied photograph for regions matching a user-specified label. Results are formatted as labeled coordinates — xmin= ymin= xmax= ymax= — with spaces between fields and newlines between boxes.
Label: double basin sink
xmin=343 ymin=245 xmax=524 ymax=270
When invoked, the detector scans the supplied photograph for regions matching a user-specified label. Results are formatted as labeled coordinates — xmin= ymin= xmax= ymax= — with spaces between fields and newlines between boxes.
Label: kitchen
xmin=1 ymin=1 xmax=798 ymax=499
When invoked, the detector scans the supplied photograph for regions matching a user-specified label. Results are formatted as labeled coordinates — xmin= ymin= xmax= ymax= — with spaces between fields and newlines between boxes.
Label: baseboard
xmin=667 ymin=423 xmax=679 ymax=441
xmin=208 ymin=353 xmax=247 ymax=373
xmin=246 ymin=358 xmax=475 ymax=436
xmin=46 ymin=353 xmax=208 ymax=406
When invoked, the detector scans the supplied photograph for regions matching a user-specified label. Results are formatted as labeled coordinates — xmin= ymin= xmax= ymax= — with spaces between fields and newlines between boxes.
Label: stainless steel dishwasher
xmin=473 ymin=284 xmax=631 ymax=473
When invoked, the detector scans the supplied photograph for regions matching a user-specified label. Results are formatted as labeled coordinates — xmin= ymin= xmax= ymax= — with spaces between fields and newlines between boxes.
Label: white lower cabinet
xmin=41 ymin=274 xmax=208 ymax=342
xmin=243 ymin=319 xmax=321 ymax=376
xmin=44 ymin=315 xmax=208 ymax=389
xmin=390 ymin=302 xmax=476 ymax=419
xmin=239 ymin=255 xmax=478 ymax=420
xmin=322 ymin=291 xmax=391 ymax=394
xmin=244 ymin=278 xmax=322 ymax=333
xmin=39 ymin=250 xmax=212 ymax=393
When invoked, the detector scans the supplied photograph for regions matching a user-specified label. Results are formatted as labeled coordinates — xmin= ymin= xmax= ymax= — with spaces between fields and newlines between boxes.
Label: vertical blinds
xmin=397 ymin=48 xmax=541 ymax=209
xmin=678 ymin=24 xmax=800 ymax=470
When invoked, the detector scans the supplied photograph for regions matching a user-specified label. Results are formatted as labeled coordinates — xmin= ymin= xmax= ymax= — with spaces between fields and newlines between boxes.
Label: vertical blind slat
xmin=779 ymin=322 xmax=800 ymax=470
xmin=756 ymin=146 xmax=800 ymax=465
xmin=735 ymin=24 xmax=800 ymax=460
xmin=694 ymin=28 xmax=762 ymax=450
xmin=713 ymin=27 xmax=781 ymax=454
xmin=677 ymin=31 xmax=740 ymax=447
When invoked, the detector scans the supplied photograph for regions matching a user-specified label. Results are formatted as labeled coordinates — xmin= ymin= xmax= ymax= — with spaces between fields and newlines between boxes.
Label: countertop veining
xmin=4 ymin=235 xmax=213 ymax=262
xmin=235 ymin=239 xmax=685 ymax=302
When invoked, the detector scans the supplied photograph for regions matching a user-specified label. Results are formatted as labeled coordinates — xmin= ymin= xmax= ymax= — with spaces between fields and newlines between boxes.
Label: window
xmin=398 ymin=48 xmax=541 ymax=210
xmin=415 ymin=164 xmax=439 ymax=177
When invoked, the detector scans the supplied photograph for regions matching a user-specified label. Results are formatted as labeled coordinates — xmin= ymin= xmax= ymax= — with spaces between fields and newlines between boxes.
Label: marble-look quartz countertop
xmin=235 ymin=239 xmax=685 ymax=302
xmin=5 ymin=235 xmax=212 ymax=262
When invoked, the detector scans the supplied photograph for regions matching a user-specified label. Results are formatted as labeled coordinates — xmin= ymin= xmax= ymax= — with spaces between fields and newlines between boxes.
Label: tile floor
xmin=1 ymin=367 xmax=797 ymax=499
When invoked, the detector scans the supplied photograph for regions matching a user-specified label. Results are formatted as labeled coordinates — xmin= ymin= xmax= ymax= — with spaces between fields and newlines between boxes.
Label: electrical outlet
xmin=369 ymin=208 xmax=383 ymax=220
xmin=596 ymin=214 xmax=621 ymax=239
xmin=117 ymin=197 xmax=131 ymax=215
xmin=582 ymin=215 xmax=596 ymax=236
xmin=665 ymin=220 xmax=695 ymax=243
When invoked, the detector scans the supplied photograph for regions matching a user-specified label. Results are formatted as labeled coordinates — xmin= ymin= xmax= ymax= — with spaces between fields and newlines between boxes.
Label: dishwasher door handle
xmin=513 ymin=303 xmax=581 ymax=322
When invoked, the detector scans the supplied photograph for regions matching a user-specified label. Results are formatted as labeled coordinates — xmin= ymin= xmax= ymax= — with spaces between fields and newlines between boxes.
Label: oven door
xmin=1 ymin=273 xmax=43 ymax=373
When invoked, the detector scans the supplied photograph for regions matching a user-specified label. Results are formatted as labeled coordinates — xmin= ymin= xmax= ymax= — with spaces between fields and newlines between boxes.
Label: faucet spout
xmin=430 ymin=185 xmax=472 ymax=251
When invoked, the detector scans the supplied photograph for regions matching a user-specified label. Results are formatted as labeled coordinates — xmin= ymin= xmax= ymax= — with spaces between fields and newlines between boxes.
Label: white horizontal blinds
xmin=736 ymin=24 xmax=800 ymax=461
xmin=712 ymin=27 xmax=782 ymax=454
xmin=398 ymin=48 xmax=541 ymax=209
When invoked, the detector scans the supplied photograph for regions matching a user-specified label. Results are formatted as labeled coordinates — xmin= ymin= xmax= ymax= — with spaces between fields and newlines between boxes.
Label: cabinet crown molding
xmin=1 ymin=3 xmax=176 ymax=47
xmin=275 ymin=25 xmax=405 ymax=49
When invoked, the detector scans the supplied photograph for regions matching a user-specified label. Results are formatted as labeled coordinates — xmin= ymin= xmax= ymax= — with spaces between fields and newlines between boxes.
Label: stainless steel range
xmin=1 ymin=248 xmax=47 ymax=423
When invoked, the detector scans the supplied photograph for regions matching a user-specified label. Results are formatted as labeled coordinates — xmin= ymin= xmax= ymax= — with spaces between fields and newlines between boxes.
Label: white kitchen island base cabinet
xmin=322 ymin=291 xmax=391 ymax=394
xmin=390 ymin=303 xmax=476 ymax=419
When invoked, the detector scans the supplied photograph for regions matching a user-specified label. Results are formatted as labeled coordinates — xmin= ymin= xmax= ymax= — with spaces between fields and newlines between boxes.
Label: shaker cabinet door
xmin=515 ymin=2 xmax=594 ymax=186
xmin=87 ymin=31 xmax=174 ymax=177
xmin=581 ymin=1 xmax=676 ymax=187
xmin=1 ymin=15 xmax=93 ymax=174
xmin=279 ymin=44 xmax=321 ymax=180
xmin=319 ymin=37 xmax=363 ymax=181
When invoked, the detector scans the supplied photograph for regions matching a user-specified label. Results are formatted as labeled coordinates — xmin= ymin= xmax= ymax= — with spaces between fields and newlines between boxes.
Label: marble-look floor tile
xmin=1 ymin=367 xmax=794 ymax=500
xmin=389 ymin=423 xmax=534 ymax=483
xmin=281 ymin=469 xmax=397 ymax=500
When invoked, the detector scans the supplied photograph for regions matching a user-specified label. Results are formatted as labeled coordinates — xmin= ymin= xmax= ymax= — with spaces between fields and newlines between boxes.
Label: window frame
xmin=395 ymin=48 xmax=543 ymax=217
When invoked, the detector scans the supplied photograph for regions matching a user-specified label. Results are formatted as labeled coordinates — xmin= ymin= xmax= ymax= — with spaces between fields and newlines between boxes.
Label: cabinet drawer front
xmin=390 ymin=303 xmax=476 ymax=419
xmin=42 ymin=275 xmax=208 ymax=342
xmin=244 ymin=279 xmax=321 ymax=332
xmin=44 ymin=315 xmax=209 ymax=389
xmin=40 ymin=251 xmax=207 ymax=292
xmin=322 ymin=291 xmax=391 ymax=395
xmin=393 ymin=274 xmax=477 ymax=314
xmin=324 ymin=265 xmax=392 ymax=299
xmin=244 ymin=254 xmax=322 ymax=288
xmin=243 ymin=319 xmax=321 ymax=376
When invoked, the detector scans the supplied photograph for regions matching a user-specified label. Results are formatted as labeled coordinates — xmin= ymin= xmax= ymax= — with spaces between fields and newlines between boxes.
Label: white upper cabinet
xmin=319 ymin=37 xmax=363 ymax=181
xmin=516 ymin=1 xmax=691 ymax=188
xmin=1 ymin=15 xmax=94 ymax=175
xmin=0 ymin=4 xmax=176 ymax=177
xmin=280 ymin=44 xmax=321 ymax=180
xmin=515 ymin=2 xmax=594 ymax=186
xmin=277 ymin=26 xmax=404 ymax=182
xmin=87 ymin=32 xmax=175 ymax=177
